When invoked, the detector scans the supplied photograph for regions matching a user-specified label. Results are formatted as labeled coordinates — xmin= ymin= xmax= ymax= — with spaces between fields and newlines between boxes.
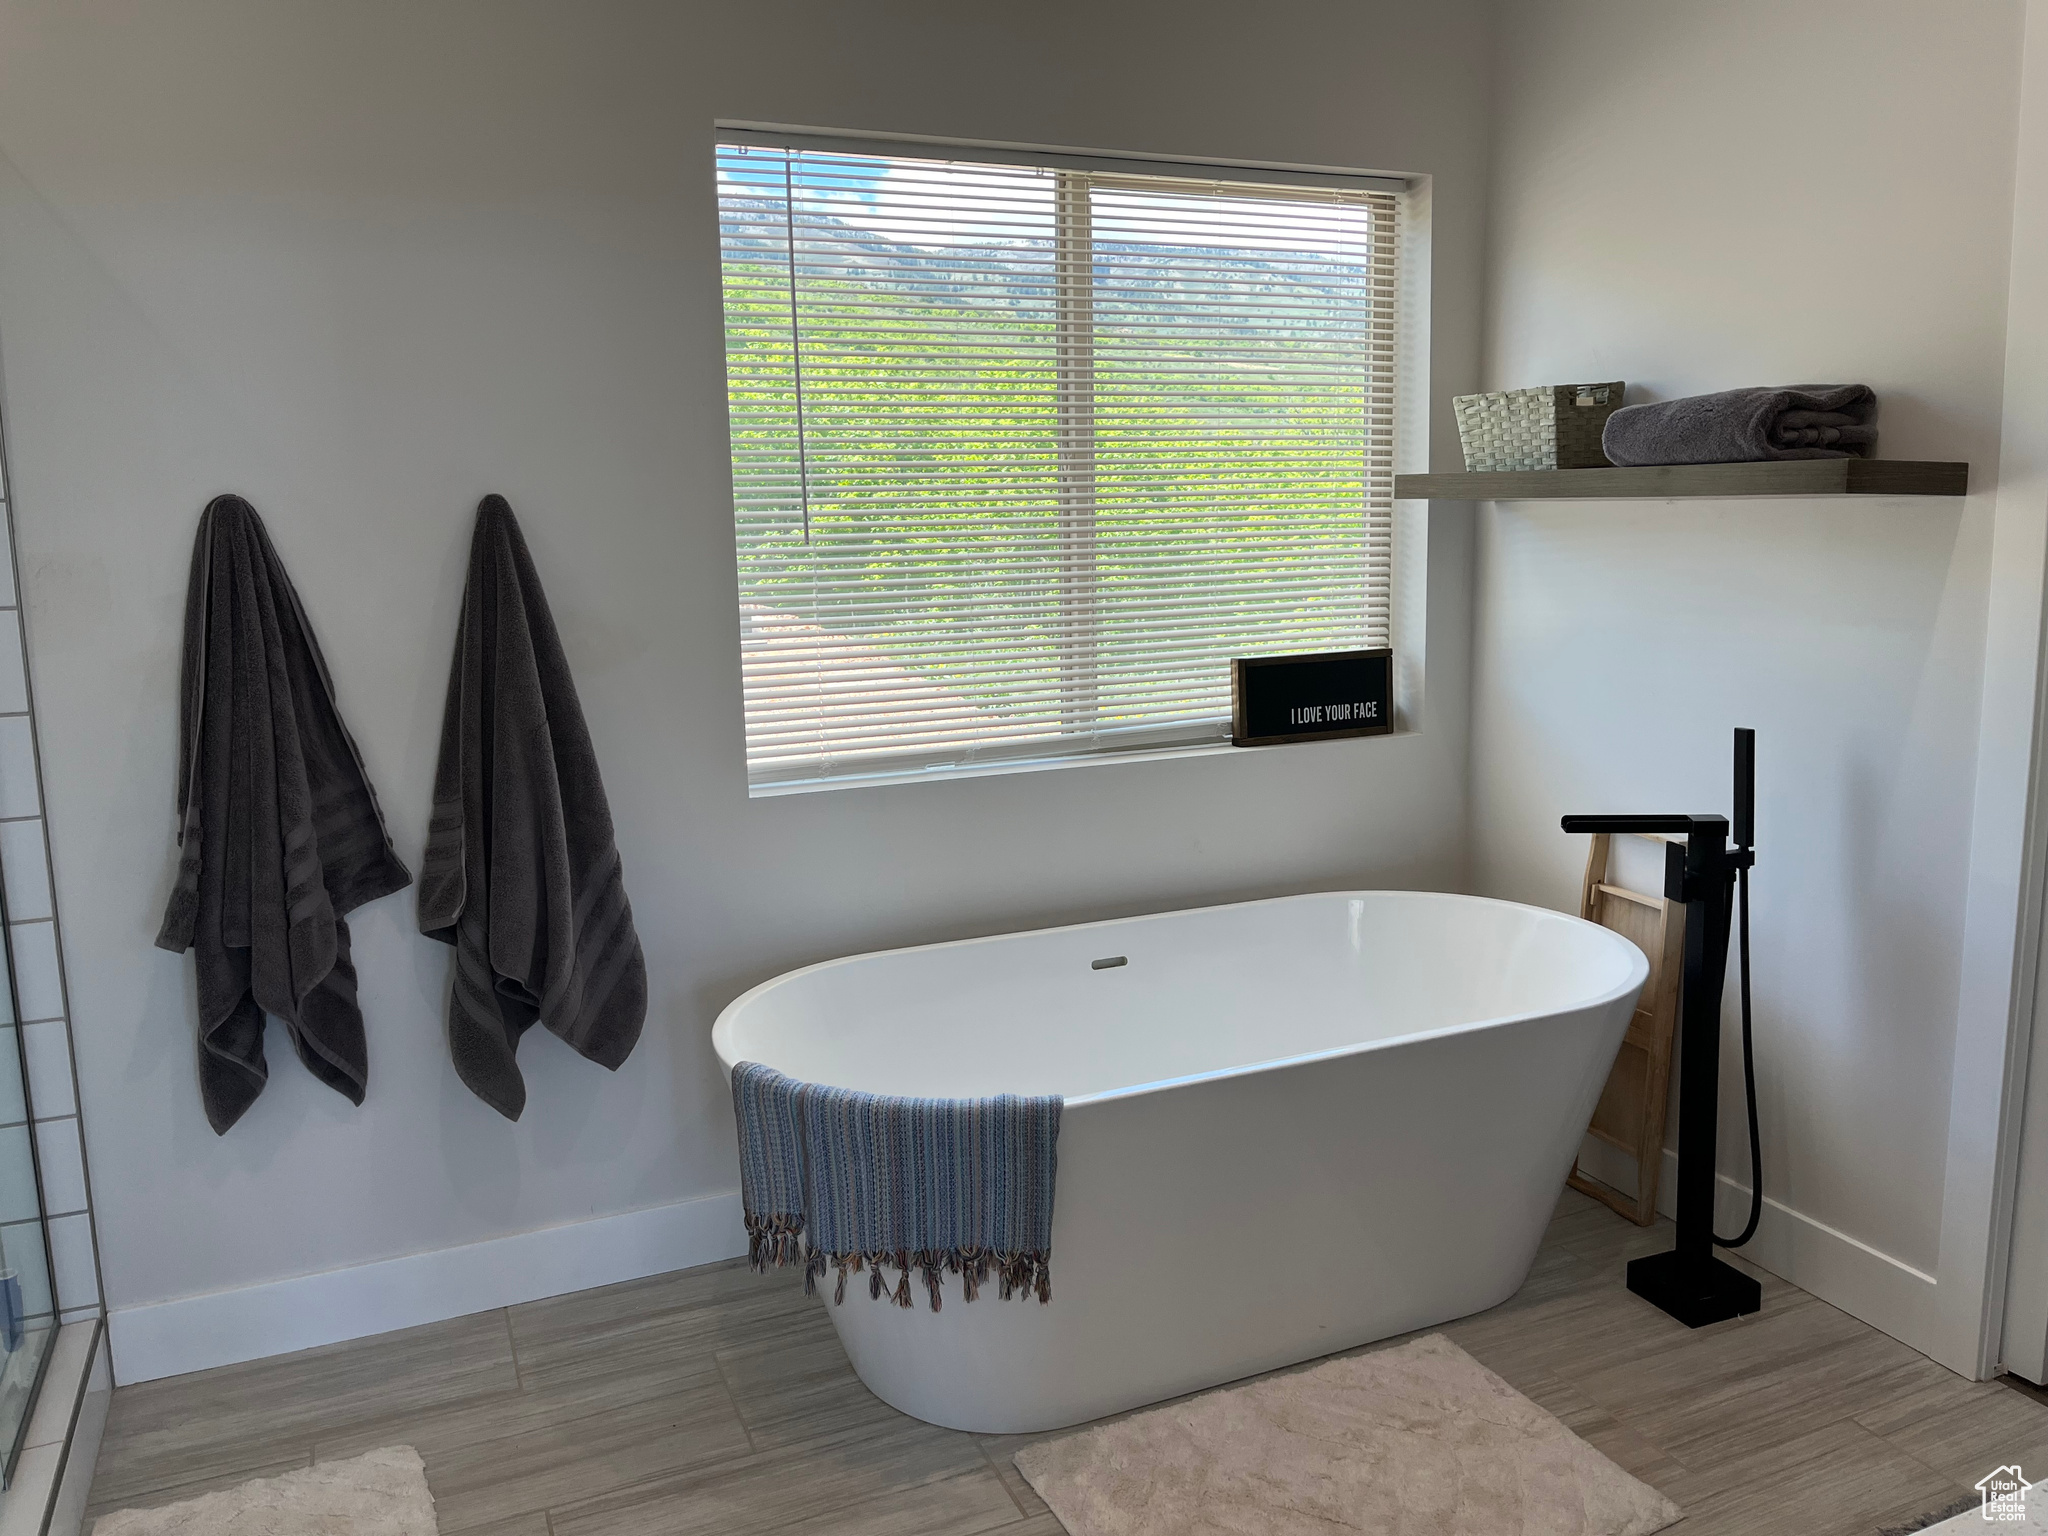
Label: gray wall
xmin=1470 ymin=0 xmax=2027 ymax=1277
xmin=0 ymin=0 xmax=1490 ymax=1320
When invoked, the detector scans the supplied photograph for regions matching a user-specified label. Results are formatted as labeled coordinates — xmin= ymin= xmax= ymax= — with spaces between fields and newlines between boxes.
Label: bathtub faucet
xmin=1561 ymin=728 xmax=1762 ymax=1329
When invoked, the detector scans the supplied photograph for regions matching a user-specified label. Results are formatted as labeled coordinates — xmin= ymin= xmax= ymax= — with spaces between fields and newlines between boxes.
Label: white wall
xmin=1472 ymin=0 xmax=2030 ymax=1364
xmin=0 ymin=0 xmax=1492 ymax=1377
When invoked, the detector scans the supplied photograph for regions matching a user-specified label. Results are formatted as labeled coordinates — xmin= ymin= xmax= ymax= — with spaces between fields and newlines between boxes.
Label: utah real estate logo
xmin=1976 ymin=1465 xmax=2029 ymax=1523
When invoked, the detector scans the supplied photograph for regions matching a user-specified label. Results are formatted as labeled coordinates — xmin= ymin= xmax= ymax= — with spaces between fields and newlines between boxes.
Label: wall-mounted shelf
xmin=1394 ymin=459 xmax=1969 ymax=500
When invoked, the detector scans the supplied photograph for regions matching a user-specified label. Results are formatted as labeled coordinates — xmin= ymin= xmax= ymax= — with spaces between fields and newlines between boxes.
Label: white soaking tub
xmin=711 ymin=890 xmax=1648 ymax=1433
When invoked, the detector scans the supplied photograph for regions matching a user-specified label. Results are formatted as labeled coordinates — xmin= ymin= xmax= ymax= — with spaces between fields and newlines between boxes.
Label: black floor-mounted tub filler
xmin=1564 ymin=728 xmax=1764 ymax=1328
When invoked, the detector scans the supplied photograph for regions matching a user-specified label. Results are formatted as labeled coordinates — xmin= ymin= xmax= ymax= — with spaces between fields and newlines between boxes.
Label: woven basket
xmin=1453 ymin=382 xmax=1625 ymax=472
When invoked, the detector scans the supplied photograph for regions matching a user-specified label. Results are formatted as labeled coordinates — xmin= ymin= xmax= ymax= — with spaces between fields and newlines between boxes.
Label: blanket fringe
xmin=744 ymin=1213 xmax=806 ymax=1275
xmin=744 ymin=1215 xmax=1051 ymax=1312
xmin=814 ymin=1246 xmax=1051 ymax=1311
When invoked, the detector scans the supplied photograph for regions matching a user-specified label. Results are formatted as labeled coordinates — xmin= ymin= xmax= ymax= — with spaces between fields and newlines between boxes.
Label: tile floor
xmin=84 ymin=1189 xmax=2048 ymax=1535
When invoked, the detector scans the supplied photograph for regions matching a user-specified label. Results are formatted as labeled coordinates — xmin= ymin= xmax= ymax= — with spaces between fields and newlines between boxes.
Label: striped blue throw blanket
xmin=730 ymin=1061 xmax=1062 ymax=1311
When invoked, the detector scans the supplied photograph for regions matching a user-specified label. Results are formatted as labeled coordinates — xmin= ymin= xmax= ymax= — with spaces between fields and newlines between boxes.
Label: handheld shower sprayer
xmin=1562 ymin=728 xmax=1763 ymax=1327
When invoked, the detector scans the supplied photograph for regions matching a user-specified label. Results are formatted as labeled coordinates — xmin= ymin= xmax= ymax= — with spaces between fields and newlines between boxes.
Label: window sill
xmin=748 ymin=725 xmax=1413 ymax=798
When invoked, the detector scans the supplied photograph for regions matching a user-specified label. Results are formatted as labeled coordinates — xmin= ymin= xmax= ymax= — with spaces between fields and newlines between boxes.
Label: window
xmin=717 ymin=133 xmax=1402 ymax=792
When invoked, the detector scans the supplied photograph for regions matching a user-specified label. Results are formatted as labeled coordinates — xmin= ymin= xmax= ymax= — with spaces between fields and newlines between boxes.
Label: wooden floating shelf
xmin=1394 ymin=459 xmax=1969 ymax=501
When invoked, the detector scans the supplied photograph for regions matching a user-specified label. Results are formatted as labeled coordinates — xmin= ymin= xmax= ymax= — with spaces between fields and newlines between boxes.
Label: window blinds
xmin=717 ymin=141 xmax=1399 ymax=790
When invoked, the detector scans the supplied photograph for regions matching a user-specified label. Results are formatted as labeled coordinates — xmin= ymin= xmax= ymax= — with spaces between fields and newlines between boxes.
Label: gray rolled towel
xmin=1602 ymin=385 xmax=1878 ymax=465
xmin=157 ymin=496 xmax=412 ymax=1134
xmin=418 ymin=495 xmax=647 ymax=1120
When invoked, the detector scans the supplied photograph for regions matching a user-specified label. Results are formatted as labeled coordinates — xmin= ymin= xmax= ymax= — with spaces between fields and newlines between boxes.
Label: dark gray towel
xmin=156 ymin=495 xmax=412 ymax=1134
xmin=418 ymin=496 xmax=646 ymax=1120
xmin=1602 ymin=385 xmax=1878 ymax=465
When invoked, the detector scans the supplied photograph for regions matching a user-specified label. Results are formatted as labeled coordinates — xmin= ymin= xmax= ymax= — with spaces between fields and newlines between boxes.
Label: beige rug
xmin=92 ymin=1446 xmax=436 ymax=1536
xmin=1015 ymin=1334 xmax=1682 ymax=1536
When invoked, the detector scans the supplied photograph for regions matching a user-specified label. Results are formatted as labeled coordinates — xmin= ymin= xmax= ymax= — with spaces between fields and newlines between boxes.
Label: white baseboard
xmin=1574 ymin=1138 xmax=1943 ymax=1360
xmin=107 ymin=1190 xmax=748 ymax=1386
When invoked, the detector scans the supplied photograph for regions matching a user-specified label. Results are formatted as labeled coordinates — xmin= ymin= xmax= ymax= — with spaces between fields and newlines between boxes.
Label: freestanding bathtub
xmin=711 ymin=889 xmax=1649 ymax=1434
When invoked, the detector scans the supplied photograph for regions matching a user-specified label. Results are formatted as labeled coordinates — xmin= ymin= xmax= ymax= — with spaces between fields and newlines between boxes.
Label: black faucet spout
xmin=1559 ymin=813 xmax=1700 ymax=837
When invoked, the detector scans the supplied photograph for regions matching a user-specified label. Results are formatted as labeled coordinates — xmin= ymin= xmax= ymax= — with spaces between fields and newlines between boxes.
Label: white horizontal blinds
xmin=720 ymin=147 xmax=1068 ymax=777
xmin=1085 ymin=179 xmax=1394 ymax=729
xmin=717 ymin=143 xmax=1397 ymax=788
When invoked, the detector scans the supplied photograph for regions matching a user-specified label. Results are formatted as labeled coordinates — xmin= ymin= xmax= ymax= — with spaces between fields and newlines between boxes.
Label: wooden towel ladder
xmin=1567 ymin=832 xmax=1686 ymax=1226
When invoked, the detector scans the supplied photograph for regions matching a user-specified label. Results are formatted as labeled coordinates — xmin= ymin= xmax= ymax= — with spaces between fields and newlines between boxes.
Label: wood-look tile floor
xmin=87 ymin=1189 xmax=2048 ymax=1535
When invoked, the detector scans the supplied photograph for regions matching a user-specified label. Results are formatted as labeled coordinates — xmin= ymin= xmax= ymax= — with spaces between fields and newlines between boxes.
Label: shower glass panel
xmin=0 ymin=900 xmax=53 ymax=1481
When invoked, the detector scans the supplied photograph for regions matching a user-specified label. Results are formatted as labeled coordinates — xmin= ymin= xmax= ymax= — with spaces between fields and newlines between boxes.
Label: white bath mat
xmin=1014 ymin=1333 xmax=1682 ymax=1536
xmin=91 ymin=1445 xmax=436 ymax=1536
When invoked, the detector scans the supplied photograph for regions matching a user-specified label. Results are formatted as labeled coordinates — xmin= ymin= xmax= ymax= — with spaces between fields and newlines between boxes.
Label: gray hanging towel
xmin=156 ymin=495 xmax=412 ymax=1134
xmin=418 ymin=495 xmax=646 ymax=1120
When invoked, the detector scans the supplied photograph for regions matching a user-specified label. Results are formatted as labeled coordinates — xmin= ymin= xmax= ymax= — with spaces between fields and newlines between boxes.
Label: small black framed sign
xmin=1231 ymin=648 xmax=1393 ymax=747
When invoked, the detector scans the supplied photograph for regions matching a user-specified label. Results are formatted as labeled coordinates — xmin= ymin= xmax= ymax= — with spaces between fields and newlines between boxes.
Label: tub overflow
xmin=1090 ymin=955 xmax=1128 ymax=970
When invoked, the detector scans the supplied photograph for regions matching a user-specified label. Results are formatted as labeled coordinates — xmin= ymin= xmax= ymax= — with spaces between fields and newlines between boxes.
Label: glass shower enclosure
xmin=0 ymin=755 xmax=53 ymax=1480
